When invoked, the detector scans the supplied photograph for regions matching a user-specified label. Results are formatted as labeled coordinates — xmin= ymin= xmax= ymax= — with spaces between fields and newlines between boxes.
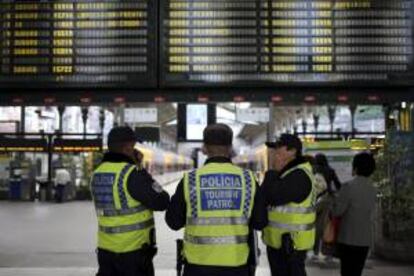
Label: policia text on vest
xmin=166 ymin=157 xmax=267 ymax=276
xmin=166 ymin=123 xmax=267 ymax=276
xmin=91 ymin=126 xmax=170 ymax=276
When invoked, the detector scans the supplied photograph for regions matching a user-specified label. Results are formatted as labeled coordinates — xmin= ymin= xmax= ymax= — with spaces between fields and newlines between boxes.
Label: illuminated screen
xmin=186 ymin=104 xmax=207 ymax=140
xmin=161 ymin=0 xmax=414 ymax=86
xmin=52 ymin=138 xmax=102 ymax=152
xmin=0 ymin=138 xmax=47 ymax=152
xmin=0 ymin=0 xmax=156 ymax=88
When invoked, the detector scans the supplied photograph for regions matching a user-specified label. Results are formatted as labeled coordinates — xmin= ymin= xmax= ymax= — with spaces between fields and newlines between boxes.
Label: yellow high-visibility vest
xmin=91 ymin=162 xmax=154 ymax=253
xmin=183 ymin=162 xmax=256 ymax=266
xmin=263 ymin=162 xmax=316 ymax=250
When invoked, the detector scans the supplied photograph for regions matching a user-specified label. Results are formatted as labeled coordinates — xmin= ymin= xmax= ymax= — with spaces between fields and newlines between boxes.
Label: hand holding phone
xmin=267 ymin=148 xmax=276 ymax=170
xmin=268 ymin=147 xmax=290 ymax=172
xmin=274 ymin=154 xmax=287 ymax=172
xmin=133 ymin=149 xmax=144 ymax=167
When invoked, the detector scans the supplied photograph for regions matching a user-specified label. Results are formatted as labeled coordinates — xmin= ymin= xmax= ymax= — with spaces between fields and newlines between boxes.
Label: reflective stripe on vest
xmin=267 ymin=221 xmax=314 ymax=231
xmin=96 ymin=205 xmax=148 ymax=217
xmin=185 ymin=233 xmax=248 ymax=245
xmin=91 ymin=162 xmax=154 ymax=253
xmin=186 ymin=217 xmax=248 ymax=226
xmin=99 ymin=218 xmax=155 ymax=234
xmin=183 ymin=163 xmax=256 ymax=267
xmin=117 ymin=164 xmax=133 ymax=210
xmin=188 ymin=170 xmax=197 ymax=218
xmin=268 ymin=206 xmax=315 ymax=214
xmin=263 ymin=162 xmax=316 ymax=250
xmin=242 ymin=169 xmax=253 ymax=216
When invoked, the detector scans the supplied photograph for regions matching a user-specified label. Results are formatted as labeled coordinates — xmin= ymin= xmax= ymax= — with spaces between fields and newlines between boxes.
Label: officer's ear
xmin=201 ymin=145 xmax=208 ymax=155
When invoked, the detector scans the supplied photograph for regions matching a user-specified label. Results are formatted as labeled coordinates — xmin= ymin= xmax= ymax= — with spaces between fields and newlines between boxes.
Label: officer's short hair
xmin=353 ymin=152 xmax=376 ymax=177
xmin=203 ymin=123 xmax=233 ymax=146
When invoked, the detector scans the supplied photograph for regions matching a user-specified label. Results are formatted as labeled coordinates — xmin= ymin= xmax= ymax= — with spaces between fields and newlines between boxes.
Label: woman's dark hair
xmin=315 ymin=153 xmax=329 ymax=167
xmin=353 ymin=152 xmax=376 ymax=177
xmin=303 ymin=155 xmax=316 ymax=171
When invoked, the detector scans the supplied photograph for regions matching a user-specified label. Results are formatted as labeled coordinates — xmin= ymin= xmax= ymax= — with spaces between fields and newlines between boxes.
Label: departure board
xmin=0 ymin=0 xmax=156 ymax=89
xmin=161 ymin=0 xmax=414 ymax=86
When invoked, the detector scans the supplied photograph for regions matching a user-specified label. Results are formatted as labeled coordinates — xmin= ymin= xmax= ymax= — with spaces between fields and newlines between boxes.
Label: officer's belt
xmin=99 ymin=218 xmax=154 ymax=234
xmin=186 ymin=217 xmax=248 ymax=226
xmin=96 ymin=205 xmax=148 ymax=217
xmin=185 ymin=234 xmax=248 ymax=245
xmin=268 ymin=206 xmax=315 ymax=214
xmin=268 ymin=221 xmax=314 ymax=231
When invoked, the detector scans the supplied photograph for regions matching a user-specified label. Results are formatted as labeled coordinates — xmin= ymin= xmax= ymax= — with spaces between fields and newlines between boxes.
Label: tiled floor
xmin=0 ymin=180 xmax=413 ymax=276
xmin=1 ymin=266 xmax=414 ymax=276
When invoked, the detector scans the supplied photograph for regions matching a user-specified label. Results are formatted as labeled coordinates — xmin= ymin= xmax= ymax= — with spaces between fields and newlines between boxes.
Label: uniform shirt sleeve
xmin=165 ymin=179 xmax=187 ymax=231
xmin=250 ymin=183 xmax=268 ymax=230
xmin=332 ymin=184 xmax=351 ymax=217
xmin=126 ymin=168 xmax=170 ymax=211
xmin=261 ymin=169 xmax=312 ymax=206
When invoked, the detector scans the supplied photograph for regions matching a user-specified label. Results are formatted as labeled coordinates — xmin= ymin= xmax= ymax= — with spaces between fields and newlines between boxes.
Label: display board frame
xmin=0 ymin=0 xmax=158 ymax=89
xmin=160 ymin=0 xmax=414 ymax=88
xmin=1 ymin=0 xmax=414 ymax=92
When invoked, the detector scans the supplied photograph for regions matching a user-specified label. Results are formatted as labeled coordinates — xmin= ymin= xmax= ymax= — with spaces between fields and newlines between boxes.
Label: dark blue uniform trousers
xmin=96 ymin=248 xmax=154 ymax=276
xmin=183 ymin=263 xmax=250 ymax=276
xmin=267 ymin=247 xmax=307 ymax=276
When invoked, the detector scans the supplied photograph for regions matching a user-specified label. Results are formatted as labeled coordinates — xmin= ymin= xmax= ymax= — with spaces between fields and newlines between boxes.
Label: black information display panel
xmin=0 ymin=0 xmax=156 ymax=89
xmin=161 ymin=0 xmax=414 ymax=87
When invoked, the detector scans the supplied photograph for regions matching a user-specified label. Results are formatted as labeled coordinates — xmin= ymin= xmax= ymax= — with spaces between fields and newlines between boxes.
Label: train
xmin=135 ymin=143 xmax=193 ymax=176
xmin=0 ymin=142 xmax=194 ymax=201
xmin=234 ymin=139 xmax=380 ymax=183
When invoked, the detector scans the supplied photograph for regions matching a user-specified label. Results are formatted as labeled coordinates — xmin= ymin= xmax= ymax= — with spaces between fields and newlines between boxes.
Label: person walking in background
xmin=54 ymin=167 xmax=71 ymax=203
xmin=303 ymin=155 xmax=327 ymax=197
xmin=314 ymin=154 xmax=341 ymax=195
xmin=90 ymin=126 xmax=170 ymax=276
xmin=312 ymin=153 xmax=341 ymax=261
xmin=166 ymin=123 xmax=267 ymax=276
xmin=262 ymin=134 xmax=316 ymax=276
xmin=332 ymin=152 xmax=377 ymax=276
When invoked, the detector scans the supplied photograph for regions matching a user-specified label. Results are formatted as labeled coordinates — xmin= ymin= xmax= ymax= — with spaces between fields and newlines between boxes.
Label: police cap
xmin=266 ymin=133 xmax=302 ymax=153
xmin=203 ymin=123 xmax=233 ymax=146
xmin=107 ymin=126 xmax=138 ymax=146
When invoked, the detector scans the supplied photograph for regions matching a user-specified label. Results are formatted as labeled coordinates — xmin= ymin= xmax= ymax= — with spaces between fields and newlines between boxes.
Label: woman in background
xmin=314 ymin=153 xmax=341 ymax=195
xmin=332 ymin=152 xmax=377 ymax=276
xmin=311 ymin=154 xmax=341 ymax=261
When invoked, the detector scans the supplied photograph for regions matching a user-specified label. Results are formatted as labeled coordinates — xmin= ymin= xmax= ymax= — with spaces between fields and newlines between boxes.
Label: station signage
xmin=161 ymin=0 xmax=414 ymax=87
xmin=236 ymin=108 xmax=270 ymax=123
xmin=1 ymin=0 xmax=414 ymax=90
xmin=52 ymin=138 xmax=102 ymax=152
xmin=0 ymin=137 xmax=47 ymax=152
xmin=0 ymin=0 xmax=157 ymax=89
xmin=124 ymin=108 xmax=158 ymax=123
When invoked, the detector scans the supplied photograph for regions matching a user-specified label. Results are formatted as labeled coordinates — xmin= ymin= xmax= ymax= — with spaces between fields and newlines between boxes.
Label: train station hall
xmin=0 ymin=0 xmax=414 ymax=275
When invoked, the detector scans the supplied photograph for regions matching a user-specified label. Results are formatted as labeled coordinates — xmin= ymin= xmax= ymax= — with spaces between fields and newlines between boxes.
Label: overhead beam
xmin=0 ymin=87 xmax=413 ymax=105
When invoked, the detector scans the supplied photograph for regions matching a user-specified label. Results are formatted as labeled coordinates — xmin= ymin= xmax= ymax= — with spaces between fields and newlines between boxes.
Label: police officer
xmin=262 ymin=134 xmax=316 ymax=276
xmin=90 ymin=126 xmax=170 ymax=276
xmin=166 ymin=123 xmax=267 ymax=276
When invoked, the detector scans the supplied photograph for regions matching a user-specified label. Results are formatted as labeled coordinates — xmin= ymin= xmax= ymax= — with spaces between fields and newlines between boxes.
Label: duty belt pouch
xmin=146 ymin=228 xmax=157 ymax=262
xmin=281 ymin=233 xmax=294 ymax=257
xmin=140 ymin=244 xmax=158 ymax=270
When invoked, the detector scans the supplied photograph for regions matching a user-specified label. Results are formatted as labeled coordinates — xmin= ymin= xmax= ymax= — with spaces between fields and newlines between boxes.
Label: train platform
xmin=0 ymin=179 xmax=413 ymax=276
